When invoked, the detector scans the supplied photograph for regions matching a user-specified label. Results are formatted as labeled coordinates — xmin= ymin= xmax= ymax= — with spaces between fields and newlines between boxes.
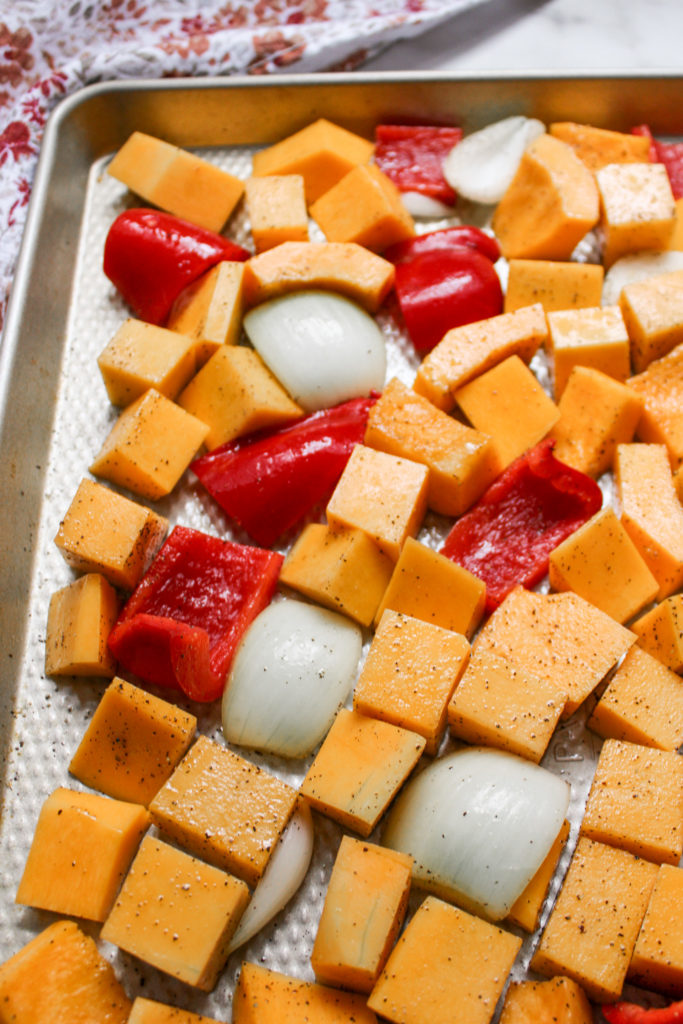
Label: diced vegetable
xmin=443 ymin=115 xmax=545 ymax=205
xmin=374 ymin=123 xmax=463 ymax=205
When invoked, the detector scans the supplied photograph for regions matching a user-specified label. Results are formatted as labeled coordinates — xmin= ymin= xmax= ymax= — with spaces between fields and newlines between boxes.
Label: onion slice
xmin=227 ymin=802 xmax=314 ymax=955
xmin=223 ymin=599 xmax=362 ymax=758
xmin=381 ymin=747 xmax=570 ymax=921
xmin=243 ymin=289 xmax=386 ymax=412
xmin=399 ymin=191 xmax=456 ymax=219
xmin=443 ymin=115 xmax=545 ymax=205
xmin=602 ymin=250 xmax=683 ymax=305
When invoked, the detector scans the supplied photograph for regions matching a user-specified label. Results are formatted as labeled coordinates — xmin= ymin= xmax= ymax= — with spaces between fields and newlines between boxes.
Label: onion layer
xmin=602 ymin=250 xmax=683 ymax=305
xmin=222 ymin=598 xmax=362 ymax=758
xmin=226 ymin=802 xmax=314 ymax=955
xmin=243 ymin=289 xmax=386 ymax=412
xmin=381 ymin=747 xmax=570 ymax=921
xmin=443 ymin=115 xmax=545 ymax=205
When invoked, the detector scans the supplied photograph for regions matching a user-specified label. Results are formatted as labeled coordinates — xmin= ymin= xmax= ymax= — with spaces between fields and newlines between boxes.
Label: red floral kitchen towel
xmin=0 ymin=0 xmax=487 ymax=332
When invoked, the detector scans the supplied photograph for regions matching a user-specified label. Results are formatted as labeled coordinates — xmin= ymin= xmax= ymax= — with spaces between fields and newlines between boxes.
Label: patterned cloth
xmin=0 ymin=0 xmax=486 ymax=332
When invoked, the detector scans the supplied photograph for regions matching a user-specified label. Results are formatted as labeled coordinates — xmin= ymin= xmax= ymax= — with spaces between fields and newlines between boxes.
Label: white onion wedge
xmin=443 ymin=115 xmax=545 ymax=205
xmin=382 ymin=747 xmax=570 ymax=921
xmin=222 ymin=599 xmax=362 ymax=758
xmin=243 ymin=290 xmax=386 ymax=412
xmin=399 ymin=191 xmax=456 ymax=219
xmin=226 ymin=802 xmax=314 ymax=955
xmin=602 ymin=250 xmax=683 ymax=305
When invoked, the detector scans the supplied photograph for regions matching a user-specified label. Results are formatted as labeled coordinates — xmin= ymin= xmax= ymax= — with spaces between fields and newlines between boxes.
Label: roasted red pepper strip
xmin=191 ymin=396 xmax=375 ymax=548
xmin=385 ymin=227 xmax=503 ymax=354
xmin=108 ymin=525 xmax=282 ymax=702
xmin=441 ymin=439 xmax=602 ymax=613
xmin=603 ymin=999 xmax=683 ymax=1024
xmin=374 ymin=124 xmax=463 ymax=204
xmin=633 ymin=123 xmax=683 ymax=198
xmin=103 ymin=208 xmax=250 ymax=325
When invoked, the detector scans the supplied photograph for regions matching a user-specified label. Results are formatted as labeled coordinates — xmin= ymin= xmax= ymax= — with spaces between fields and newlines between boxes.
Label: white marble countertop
xmin=364 ymin=0 xmax=683 ymax=73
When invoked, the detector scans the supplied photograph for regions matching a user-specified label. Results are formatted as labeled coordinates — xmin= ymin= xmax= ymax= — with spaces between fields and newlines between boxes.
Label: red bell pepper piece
xmin=108 ymin=525 xmax=282 ymax=702
xmin=385 ymin=225 xmax=501 ymax=266
xmin=603 ymin=999 xmax=683 ymax=1024
xmin=191 ymin=396 xmax=375 ymax=548
xmin=374 ymin=124 xmax=463 ymax=205
xmin=441 ymin=439 xmax=602 ymax=613
xmin=385 ymin=227 xmax=503 ymax=354
xmin=103 ymin=208 xmax=250 ymax=325
xmin=633 ymin=124 xmax=683 ymax=198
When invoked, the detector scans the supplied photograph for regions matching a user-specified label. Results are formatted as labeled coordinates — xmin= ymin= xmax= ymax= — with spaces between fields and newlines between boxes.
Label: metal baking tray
xmin=1 ymin=71 xmax=681 ymax=1019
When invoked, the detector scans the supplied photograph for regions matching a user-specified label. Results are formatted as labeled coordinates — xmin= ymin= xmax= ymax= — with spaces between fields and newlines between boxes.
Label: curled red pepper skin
xmin=391 ymin=244 xmax=503 ymax=354
xmin=385 ymin=226 xmax=501 ymax=266
xmin=633 ymin=124 xmax=683 ymax=198
xmin=191 ymin=396 xmax=375 ymax=548
xmin=103 ymin=208 xmax=250 ymax=325
xmin=442 ymin=439 xmax=603 ymax=613
xmin=602 ymin=999 xmax=683 ymax=1024
xmin=108 ymin=525 xmax=282 ymax=702
xmin=374 ymin=124 xmax=463 ymax=205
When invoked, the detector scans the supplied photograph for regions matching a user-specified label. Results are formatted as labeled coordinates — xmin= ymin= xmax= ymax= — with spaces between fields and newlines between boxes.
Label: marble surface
xmin=364 ymin=0 xmax=683 ymax=73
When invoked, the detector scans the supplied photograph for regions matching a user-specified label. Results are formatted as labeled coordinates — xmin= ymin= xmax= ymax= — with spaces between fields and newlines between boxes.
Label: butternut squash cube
xmin=233 ymin=962 xmax=378 ymax=1024
xmin=279 ymin=523 xmax=394 ymax=628
xmin=45 ymin=572 xmax=119 ymax=677
xmin=310 ymin=162 xmax=415 ymax=253
xmin=616 ymin=442 xmax=683 ymax=598
xmin=167 ymin=260 xmax=245 ymax=366
xmin=414 ymin=303 xmax=547 ymax=412
xmin=632 ymin=594 xmax=683 ymax=672
xmin=97 ymin=318 xmax=196 ymax=406
xmin=629 ymin=863 xmax=683 ymax=996
xmin=531 ymin=836 xmax=658 ymax=1002
xmin=101 ymin=835 xmax=249 ymax=991
xmin=587 ymin=644 xmax=683 ymax=752
xmin=454 ymin=354 xmax=559 ymax=467
xmin=326 ymin=444 xmax=428 ymax=561
xmin=374 ymin=536 xmax=486 ymax=638
xmin=177 ymin=345 xmax=302 ymax=451
xmin=447 ymin=646 xmax=566 ymax=763
xmin=354 ymin=609 xmax=470 ymax=756
xmin=242 ymin=240 xmax=395 ymax=313
xmin=670 ymin=196 xmax=683 ymax=250
xmin=16 ymin=787 xmax=149 ymax=922
xmin=580 ymin=737 xmax=683 ymax=865
xmin=311 ymin=836 xmax=413 ymax=993
xmin=551 ymin=365 xmax=643 ymax=478
xmin=54 ymin=478 xmax=168 ymax=590
xmin=504 ymin=258 xmax=603 ymax=314
xmin=149 ymin=734 xmax=298 ymax=887
xmin=364 ymin=376 xmax=500 ymax=516
xmin=128 ymin=997 xmax=225 ymax=1024
xmin=69 ymin=677 xmax=197 ymax=805
xmin=628 ymin=340 xmax=683 ymax=466
xmin=548 ymin=506 xmax=659 ymax=624
xmin=300 ymin=708 xmax=425 ymax=837
xmin=596 ymin=162 xmax=676 ymax=268
xmin=0 ymin=919 xmax=131 ymax=1024
xmin=474 ymin=586 xmax=636 ymax=718
xmin=108 ymin=131 xmax=244 ymax=232
xmin=367 ymin=896 xmax=521 ymax=1024
xmin=620 ymin=268 xmax=683 ymax=372
xmin=546 ymin=305 xmax=631 ymax=398
xmin=499 ymin=975 xmax=593 ymax=1024
xmin=251 ymin=117 xmax=375 ymax=204
xmin=245 ymin=174 xmax=308 ymax=252
xmin=492 ymin=133 xmax=600 ymax=260
xmin=549 ymin=121 xmax=651 ymax=171
xmin=90 ymin=388 xmax=209 ymax=500
xmin=506 ymin=819 xmax=570 ymax=933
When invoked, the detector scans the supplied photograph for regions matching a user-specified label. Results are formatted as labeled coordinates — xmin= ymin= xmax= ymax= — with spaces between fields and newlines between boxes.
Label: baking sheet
xmin=0 ymin=72 xmax=680 ymax=1020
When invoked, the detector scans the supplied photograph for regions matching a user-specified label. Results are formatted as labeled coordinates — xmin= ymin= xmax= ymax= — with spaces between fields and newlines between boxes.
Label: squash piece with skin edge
xmin=242 ymin=241 xmax=394 ymax=313
xmin=491 ymin=133 xmax=600 ymax=261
